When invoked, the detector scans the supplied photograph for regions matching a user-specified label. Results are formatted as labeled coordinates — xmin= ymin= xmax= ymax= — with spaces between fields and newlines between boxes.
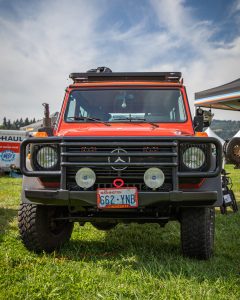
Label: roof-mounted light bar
xmin=69 ymin=71 xmax=182 ymax=83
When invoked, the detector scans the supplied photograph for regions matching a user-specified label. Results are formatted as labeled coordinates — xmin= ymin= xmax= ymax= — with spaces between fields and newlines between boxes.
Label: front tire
xmin=180 ymin=207 xmax=215 ymax=260
xmin=18 ymin=203 xmax=74 ymax=253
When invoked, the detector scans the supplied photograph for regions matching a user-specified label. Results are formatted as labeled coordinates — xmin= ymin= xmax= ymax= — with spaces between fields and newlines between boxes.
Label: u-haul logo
xmin=0 ymin=136 xmax=23 ymax=142
xmin=0 ymin=150 xmax=16 ymax=162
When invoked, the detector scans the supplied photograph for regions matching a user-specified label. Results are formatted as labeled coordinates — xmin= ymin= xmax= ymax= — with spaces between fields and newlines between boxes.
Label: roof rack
xmin=69 ymin=71 xmax=182 ymax=83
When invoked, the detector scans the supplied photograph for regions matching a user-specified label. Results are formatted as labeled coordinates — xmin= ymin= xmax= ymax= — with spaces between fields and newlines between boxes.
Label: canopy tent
xmin=205 ymin=127 xmax=225 ymax=145
xmin=195 ymin=78 xmax=240 ymax=111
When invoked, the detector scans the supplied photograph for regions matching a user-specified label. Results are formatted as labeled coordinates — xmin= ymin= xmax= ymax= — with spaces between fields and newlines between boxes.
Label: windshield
xmin=65 ymin=89 xmax=187 ymax=123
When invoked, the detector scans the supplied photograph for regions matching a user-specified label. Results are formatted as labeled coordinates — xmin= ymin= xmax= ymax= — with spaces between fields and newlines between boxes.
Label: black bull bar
xmin=20 ymin=136 xmax=222 ymax=192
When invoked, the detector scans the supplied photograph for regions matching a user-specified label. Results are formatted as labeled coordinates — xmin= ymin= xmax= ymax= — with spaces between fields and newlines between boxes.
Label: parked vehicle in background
xmin=226 ymin=130 xmax=240 ymax=168
xmin=0 ymin=130 xmax=27 ymax=172
xmin=18 ymin=67 xmax=223 ymax=259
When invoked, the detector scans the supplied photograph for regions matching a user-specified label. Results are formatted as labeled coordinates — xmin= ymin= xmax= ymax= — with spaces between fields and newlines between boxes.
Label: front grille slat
xmin=62 ymin=152 xmax=177 ymax=157
xmin=62 ymin=162 xmax=177 ymax=167
xmin=61 ymin=142 xmax=177 ymax=147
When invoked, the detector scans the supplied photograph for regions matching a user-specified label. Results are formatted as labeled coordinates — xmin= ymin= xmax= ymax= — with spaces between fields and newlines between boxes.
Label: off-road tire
xmin=226 ymin=137 xmax=240 ymax=165
xmin=18 ymin=203 xmax=74 ymax=253
xmin=91 ymin=222 xmax=117 ymax=231
xmin=180 ymin=207 xmax=215 ymax=260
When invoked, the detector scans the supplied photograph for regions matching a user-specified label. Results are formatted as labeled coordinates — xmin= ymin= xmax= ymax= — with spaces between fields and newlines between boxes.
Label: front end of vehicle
xmin=21 ymin=136 xmax=222 ymax=211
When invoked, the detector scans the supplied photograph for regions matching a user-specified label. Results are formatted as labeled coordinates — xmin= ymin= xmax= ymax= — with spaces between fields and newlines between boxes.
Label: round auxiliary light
xmin=36 ymin=146 xmax=58 ymax=169
xmin=75 ymin=168 xmax=96 ymax=189
xmin=144 ymin=167 xmax=165 ymax=189
xmin=182 ymin=147 xmax=206 ymax=169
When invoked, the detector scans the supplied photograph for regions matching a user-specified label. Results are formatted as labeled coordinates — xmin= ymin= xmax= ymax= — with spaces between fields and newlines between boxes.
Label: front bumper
xmin=24 ymin=189 xmax=218 ymax=207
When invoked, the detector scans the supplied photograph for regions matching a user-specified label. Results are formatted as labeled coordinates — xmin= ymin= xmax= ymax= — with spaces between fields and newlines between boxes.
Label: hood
xmin=56 ymin=123 xmax=194 ymax=137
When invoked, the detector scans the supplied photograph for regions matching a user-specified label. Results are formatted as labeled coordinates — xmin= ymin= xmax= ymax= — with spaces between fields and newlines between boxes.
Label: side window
xmin=67 ymin=97 xmax=89 ymax=119
xmin=68 ymin=99 xmax=76 ymax=118
xmin=178 ymin=95 xmax=186 ymax=121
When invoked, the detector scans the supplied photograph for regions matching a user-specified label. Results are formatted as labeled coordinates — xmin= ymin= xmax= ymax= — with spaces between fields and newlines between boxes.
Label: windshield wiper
xmin=113 ymin=117 xmax=159 ymax=128
xmin=67 ymin=116 xmax=111 ymax=126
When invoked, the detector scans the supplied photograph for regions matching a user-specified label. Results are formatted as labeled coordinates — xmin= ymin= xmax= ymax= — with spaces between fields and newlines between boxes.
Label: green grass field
xmin=0 ymin=166 xmax=239 ymax=299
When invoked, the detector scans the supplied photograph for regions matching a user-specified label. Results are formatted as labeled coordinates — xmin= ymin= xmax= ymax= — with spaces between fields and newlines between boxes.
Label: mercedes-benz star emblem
xmin=108 ymin=148 xmax=130 ymax=171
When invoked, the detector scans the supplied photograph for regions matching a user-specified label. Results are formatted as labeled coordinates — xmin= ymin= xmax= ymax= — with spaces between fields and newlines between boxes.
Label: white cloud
xmin=231 ymin=0 xmax=240 ymax=13
xmin=0 ymin=0 xmax=239 ymax=123
xmin=0 ymin=0 xmax=105 ymax=121
xmin=149 ymin=0 xmax=240 ymax=120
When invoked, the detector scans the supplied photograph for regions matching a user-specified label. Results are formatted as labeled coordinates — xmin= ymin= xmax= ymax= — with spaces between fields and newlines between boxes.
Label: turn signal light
xmin=195 ymin=132 xmax=208 ymax=137
xmin=33 ymin=132 xmax=48 ymax=137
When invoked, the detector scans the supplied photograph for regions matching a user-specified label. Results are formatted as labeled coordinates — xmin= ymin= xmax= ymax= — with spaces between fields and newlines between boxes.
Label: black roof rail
xmin=69 ymin=71 xmax=182 ymax=83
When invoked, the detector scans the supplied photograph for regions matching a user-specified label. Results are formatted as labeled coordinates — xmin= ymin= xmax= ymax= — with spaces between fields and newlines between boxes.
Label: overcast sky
xmin=0 ymin=0 xmax=240 ymax=122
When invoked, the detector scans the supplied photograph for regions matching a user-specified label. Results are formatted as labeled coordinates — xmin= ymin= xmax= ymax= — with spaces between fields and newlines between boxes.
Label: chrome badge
xmin=108 ymin=148 xmax=130 ymax=171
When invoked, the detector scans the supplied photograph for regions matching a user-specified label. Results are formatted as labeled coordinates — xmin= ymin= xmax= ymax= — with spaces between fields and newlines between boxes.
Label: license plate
xmin=97 ymin=187 xmax=138 ymax=209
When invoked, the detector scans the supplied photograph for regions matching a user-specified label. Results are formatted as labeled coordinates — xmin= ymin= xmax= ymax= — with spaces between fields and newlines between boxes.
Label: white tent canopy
xmin=205 ymin=127 xmax=225 ymax=145
xmin=195 ymin=78 xmax=240 ymax=111
xmin=234 ymin=129 xmax=240 ymax=138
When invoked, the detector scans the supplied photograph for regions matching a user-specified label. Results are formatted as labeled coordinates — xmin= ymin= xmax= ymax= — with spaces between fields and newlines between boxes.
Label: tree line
xmin=211 ymin=120 xmax=240 ymax=140
xmin=0 ymin=117 xmax=36 ymax=130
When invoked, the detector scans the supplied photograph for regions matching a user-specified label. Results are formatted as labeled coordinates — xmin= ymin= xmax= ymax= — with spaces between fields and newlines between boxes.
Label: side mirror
xmin=194 ymin=108 xmax=214 ymax=131
xmin=203 ymin=110 xmax=214 ymax=128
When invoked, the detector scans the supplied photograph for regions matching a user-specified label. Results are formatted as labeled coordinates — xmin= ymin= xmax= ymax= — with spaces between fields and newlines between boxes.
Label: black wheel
xmin=18 ymin=203 xmax=74 ymax=253
xmin=91 ymin=222 xmax=117 ymax=231
xmin=226 ymin=137 xmax=240 ymax=165
xmin=180 ymin=207 xmax=215 ymax=260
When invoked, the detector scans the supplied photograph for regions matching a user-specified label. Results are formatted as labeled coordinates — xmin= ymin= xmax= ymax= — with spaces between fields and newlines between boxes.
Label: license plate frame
xmin=97 ymin=187 xmax=138 ymax=209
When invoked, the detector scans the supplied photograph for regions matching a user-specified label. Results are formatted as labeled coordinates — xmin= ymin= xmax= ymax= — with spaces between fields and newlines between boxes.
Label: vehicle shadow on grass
xmin=0 ymin=207 xmax=18 ymax=242
xmin=58 ymin=221 xmax=240 ymax=282
xmin=59 ymin=222 xmax=180 ymax=260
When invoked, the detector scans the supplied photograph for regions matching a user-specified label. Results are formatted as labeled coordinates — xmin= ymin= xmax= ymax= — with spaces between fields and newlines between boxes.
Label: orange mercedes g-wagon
xmin=19 ymin=67 xmax=222 ymax=259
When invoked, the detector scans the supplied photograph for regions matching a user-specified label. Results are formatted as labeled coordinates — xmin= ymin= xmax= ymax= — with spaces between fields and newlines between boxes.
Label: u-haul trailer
xmin=0 ymin=130 xmax=27 ymax=171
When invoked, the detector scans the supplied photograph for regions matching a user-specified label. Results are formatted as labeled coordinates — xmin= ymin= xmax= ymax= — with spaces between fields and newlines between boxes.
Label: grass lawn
xmin=0 ymin=165 xmax=239 ymax=299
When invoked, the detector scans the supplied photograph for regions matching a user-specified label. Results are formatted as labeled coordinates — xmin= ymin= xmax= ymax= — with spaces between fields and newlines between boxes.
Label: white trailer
xmin=0 ymin=130 xmax=27 ymax=171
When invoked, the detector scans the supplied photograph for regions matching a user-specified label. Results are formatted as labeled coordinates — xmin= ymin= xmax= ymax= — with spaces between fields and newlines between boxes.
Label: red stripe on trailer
xmin=0 ymin=142 xmax=21 ymax=153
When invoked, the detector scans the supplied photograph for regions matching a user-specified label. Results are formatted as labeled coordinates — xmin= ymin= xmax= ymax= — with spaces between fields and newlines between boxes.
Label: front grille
xmin=21 ymin=136 xmax=222 ymax=184
xmin=62 ymin=141 xmax=178 ymax=192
